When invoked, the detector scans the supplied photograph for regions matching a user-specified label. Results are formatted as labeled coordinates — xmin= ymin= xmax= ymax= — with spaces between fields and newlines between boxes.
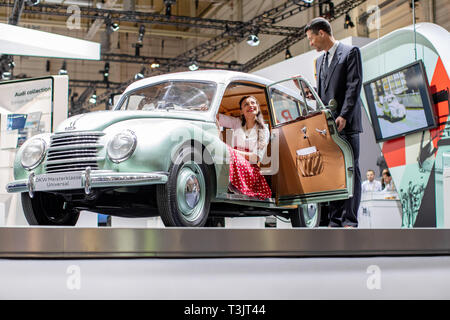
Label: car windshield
xmin=117 ymin=81 xmax=217 ymax=112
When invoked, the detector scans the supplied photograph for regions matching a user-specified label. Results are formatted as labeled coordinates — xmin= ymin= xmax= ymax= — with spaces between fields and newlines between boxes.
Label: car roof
xmin=123 ymin=70 xmax=276 ymax=94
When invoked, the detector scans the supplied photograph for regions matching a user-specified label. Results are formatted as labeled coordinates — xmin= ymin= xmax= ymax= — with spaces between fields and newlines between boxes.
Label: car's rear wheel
xmin=290 ymin=203 xmax=321 ymax=228
xmin=157 ymin=146 xmax=211 ymax=227
xmin=21 ymin=192 xmax=80 ymax=226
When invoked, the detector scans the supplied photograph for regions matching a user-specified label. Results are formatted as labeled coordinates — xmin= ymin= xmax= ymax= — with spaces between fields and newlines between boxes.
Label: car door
xmin=267 ymin=76 xmax=354 ymax=206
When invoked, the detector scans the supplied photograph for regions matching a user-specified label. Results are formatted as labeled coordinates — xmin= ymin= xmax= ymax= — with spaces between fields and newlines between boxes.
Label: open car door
xmin=267 ymin=76 xmax=354 ymax=206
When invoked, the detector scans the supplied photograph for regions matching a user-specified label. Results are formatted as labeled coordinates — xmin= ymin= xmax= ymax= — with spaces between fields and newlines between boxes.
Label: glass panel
xmin=298 ymin=79 xmax=319 ymax=112
xmin=269 ymin=88 xmax=302 ymax=126
xmin=116 ymin=81 xmax=217 ymax=112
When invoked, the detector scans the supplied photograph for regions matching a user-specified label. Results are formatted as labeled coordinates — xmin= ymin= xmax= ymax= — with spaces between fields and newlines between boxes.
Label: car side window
xmin=269 ymin=88 xmax=303 ymax=126
xmin=298 ymin=80 xmax=319 ymax=112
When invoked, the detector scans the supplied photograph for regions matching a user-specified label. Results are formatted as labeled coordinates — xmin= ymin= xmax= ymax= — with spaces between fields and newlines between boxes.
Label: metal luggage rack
xmin=0 ymin=227 xmax=450 ymax=258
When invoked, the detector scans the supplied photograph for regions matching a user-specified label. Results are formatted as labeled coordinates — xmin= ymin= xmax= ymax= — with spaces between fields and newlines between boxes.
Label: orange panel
xmin=382 ymin=137 xmax=406 ymax=168
xmin=429 ymin=57 xmax=450 ymax=150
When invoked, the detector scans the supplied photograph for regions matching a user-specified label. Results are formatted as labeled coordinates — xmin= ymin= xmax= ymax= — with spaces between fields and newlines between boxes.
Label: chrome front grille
xmin=45 ymin=131 xmax=105 ymax=173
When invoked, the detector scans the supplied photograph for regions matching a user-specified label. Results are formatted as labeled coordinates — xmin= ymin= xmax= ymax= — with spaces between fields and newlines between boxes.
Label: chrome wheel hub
xmin=184 ymin=174 xmax=200 ymax=209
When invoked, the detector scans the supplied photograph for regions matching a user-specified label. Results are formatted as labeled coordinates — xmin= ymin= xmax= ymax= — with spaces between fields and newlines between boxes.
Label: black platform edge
xmin=0 ymin=227 xmax=450 ymax=258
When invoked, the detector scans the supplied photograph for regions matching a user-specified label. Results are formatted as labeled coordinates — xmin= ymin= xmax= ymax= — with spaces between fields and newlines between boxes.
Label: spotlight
xmin=164 ymin=0 xmax=176 ymax=16
xmin=132 ymin=25 xmax=146 ymax=56
xmin=110 ymin=22 xmax=119 ymax=32
xmin=285 ymin=48 xmax=293 ymax=60
xmin=246 ymin=34 xmax=260 ymax=47
xmin=107 ymin=94 xmax=114 ymax=110
xmin=89 ymin=91 xmax=97 ymax=104
xmin=102 ymin=62 xmax=110 ymax=78
xmin=1 ymin=72 xmax=11 ymax=81
xmin=26 ymin=0 xmax=40 ymax=6
xmin=137 ymin=25 xmax=145 ymax=44
xmin=150 ymin=61 xmax=160 ymax=69
xmin=105 ymin=16 xmax=119 ymax=33
xmin=58 ymin=61 xmax=67 ymax=75
xmin=319 ymin=0 xmax=335 ymax=18
xmin=188 ymin=60 xmax=199 ymax=71
xmin=344 ymin=13 xmax=355 ymax=29
xmin=134 ymin=67 xmax=146 ymax=80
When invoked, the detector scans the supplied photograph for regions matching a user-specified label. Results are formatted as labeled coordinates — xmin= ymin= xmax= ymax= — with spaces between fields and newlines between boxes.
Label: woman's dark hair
xmin=239 ymin=95 xmax=264 ymax=129
xmin=304 ymin=17 xmax=332 ymax=36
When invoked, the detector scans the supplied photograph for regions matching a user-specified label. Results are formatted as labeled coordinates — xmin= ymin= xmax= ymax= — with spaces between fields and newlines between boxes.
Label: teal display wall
xmin=360 ymin=23 xmax=450 ymax=227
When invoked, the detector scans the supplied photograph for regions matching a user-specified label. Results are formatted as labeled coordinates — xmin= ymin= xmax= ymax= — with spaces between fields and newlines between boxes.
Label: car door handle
xmin=315 ymin=128 xmax=327 ymax=136
xmin=301 ymin=127 xmax=307 ymax=139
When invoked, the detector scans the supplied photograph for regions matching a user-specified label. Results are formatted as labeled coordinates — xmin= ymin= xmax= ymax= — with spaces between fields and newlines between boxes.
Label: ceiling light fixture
xmin=188 ymin=60 xmax=199 ymax=71
xmin=132 ymin=25 xmax=146 ymax=56
xmin=134 ymin=67 xmax=146 ymax=80
xmin=58 ymin=61 xmax=67 ymax=75
xmin=89 ymin=91 xmax=97 ymax=104
xmin=285 ymin=48 xmax=293 ymax=60
xmin=344 ymin=12 xmax=355 ymax=29
xmin=26 ymin=0 xmax=40 ymax=6
xmin=246 ymin=34 xmax=260 ymax=47
xmin=164 ymin=0 xmax=176 ymax=16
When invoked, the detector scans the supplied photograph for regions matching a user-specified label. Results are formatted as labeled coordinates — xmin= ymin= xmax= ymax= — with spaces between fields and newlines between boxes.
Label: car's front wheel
xmin=290 ymin=203 xmax=321 ymax=228
xmin=157 ymin=146 xmax=211 ymax=227
xmin=21 ymin=192 xmax=80 ymax=226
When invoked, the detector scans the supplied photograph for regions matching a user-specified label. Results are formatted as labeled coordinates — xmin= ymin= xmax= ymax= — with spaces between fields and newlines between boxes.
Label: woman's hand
xmin=236 ymin=150 xmax=259 ymax=164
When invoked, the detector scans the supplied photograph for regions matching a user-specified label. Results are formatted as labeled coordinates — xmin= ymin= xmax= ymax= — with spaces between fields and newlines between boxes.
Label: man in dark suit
xmin=305 ymin=17 xmax=363 ymax=228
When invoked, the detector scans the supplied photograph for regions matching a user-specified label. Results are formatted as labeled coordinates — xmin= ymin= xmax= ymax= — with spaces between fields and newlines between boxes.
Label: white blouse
xmin=218 ymin=114 xmax=270 ymax=161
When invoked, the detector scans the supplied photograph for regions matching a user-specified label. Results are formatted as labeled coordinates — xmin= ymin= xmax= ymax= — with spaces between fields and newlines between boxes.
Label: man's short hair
xmin=305 ymin=17 xmax=332 ymax=36
xmin=367 ymin=169 xmax=375 ymax=175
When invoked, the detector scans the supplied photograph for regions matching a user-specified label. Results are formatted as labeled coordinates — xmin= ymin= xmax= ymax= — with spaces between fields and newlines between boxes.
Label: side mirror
xmin=328 ymin=99 xmax=338 ymax=112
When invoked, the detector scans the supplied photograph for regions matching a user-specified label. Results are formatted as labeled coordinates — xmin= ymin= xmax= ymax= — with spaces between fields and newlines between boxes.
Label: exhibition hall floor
xmin=0 ymin=227 xmax=450 ymax=299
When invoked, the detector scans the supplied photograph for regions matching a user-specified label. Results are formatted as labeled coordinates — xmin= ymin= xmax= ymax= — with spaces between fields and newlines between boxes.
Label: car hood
xmin=55 ymin=110 xmax=209 ymax=132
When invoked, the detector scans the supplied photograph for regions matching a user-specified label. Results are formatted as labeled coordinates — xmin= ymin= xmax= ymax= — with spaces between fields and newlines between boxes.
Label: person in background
xmin=382 ymin=169 xmax=396 ymax=192
xmin=361 ymin=169 xmax=382 ymax=192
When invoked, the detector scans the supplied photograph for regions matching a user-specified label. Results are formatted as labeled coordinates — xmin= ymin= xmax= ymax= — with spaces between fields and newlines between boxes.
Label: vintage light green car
xmin=6 ymin=70 xmax=354 ymax=227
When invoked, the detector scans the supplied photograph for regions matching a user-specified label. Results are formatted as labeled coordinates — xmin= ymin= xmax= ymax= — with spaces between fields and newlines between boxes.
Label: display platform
xmin=0 ymin=227 xmax=450 ymax=258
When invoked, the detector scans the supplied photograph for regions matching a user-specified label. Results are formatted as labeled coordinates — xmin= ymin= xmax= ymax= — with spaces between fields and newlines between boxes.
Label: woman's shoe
xmin=228 ymin=184 xmax=240 ymax=194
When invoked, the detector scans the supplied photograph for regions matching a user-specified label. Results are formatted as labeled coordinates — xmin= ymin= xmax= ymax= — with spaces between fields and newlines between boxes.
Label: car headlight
xmin=21 ymin=138 xmax=47 ymax=170
xmin=107 ymin=130 xmax=137 ymax=163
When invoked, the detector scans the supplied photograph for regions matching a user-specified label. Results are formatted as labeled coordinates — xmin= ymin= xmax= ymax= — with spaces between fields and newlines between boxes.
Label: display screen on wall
xmin=363 ymin=60 xmax=436 ymax=142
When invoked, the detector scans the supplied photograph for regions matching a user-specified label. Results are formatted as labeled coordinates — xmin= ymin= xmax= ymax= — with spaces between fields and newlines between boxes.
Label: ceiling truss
xmin=0 ymin=0 xmax=369 ymax=113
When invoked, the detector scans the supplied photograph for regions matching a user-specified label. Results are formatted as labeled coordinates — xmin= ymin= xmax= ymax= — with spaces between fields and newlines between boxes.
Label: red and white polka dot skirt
xmin=228 ymin=146 xmax=272 ymax=200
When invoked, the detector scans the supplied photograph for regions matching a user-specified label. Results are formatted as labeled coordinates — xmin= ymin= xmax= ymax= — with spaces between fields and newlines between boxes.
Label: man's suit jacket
xmin=315 ymin=42 xmax=363 ymax=134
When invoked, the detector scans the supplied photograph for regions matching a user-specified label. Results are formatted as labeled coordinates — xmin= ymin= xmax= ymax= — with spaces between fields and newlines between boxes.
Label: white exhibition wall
xmin=0 ymin=75 xmax=69 ymax=226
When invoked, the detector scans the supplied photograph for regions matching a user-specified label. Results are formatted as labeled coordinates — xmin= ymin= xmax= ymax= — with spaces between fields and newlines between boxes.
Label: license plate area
xmin=34 ymin=172 xmax=83 ymax=191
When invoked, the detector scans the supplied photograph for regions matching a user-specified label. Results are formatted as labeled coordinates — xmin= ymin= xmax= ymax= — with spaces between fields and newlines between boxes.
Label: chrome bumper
xmin=6 ymin=168 xmax=168 ymax=196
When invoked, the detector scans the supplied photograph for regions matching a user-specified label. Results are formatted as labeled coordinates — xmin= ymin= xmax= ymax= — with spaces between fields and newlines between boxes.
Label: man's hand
xmin=335 ymin=116 xmax=346 ymax=132
xmin=291 ymin=75 xmax=301 ymax=90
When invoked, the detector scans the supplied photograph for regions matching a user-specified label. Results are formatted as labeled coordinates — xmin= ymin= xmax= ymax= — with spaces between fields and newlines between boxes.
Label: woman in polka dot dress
xmin=217 ymin=96 xmax=272 ymax=200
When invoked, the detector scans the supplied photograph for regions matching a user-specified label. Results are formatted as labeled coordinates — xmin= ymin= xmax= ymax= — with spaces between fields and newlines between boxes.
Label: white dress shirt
xmin=324 ymin=40 xmax=340 ymax=67
xmin=361 ymin=179 xmax=382 ymax=193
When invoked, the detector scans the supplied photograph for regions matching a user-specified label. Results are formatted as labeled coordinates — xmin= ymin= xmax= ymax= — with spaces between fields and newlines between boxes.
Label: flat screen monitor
xmin=363 ymin=60 xmax=436 ymax=142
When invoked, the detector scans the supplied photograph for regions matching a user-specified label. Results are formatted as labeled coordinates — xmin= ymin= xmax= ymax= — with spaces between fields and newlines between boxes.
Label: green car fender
xmin=100 ymin=118 xmax=231 ymax=196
